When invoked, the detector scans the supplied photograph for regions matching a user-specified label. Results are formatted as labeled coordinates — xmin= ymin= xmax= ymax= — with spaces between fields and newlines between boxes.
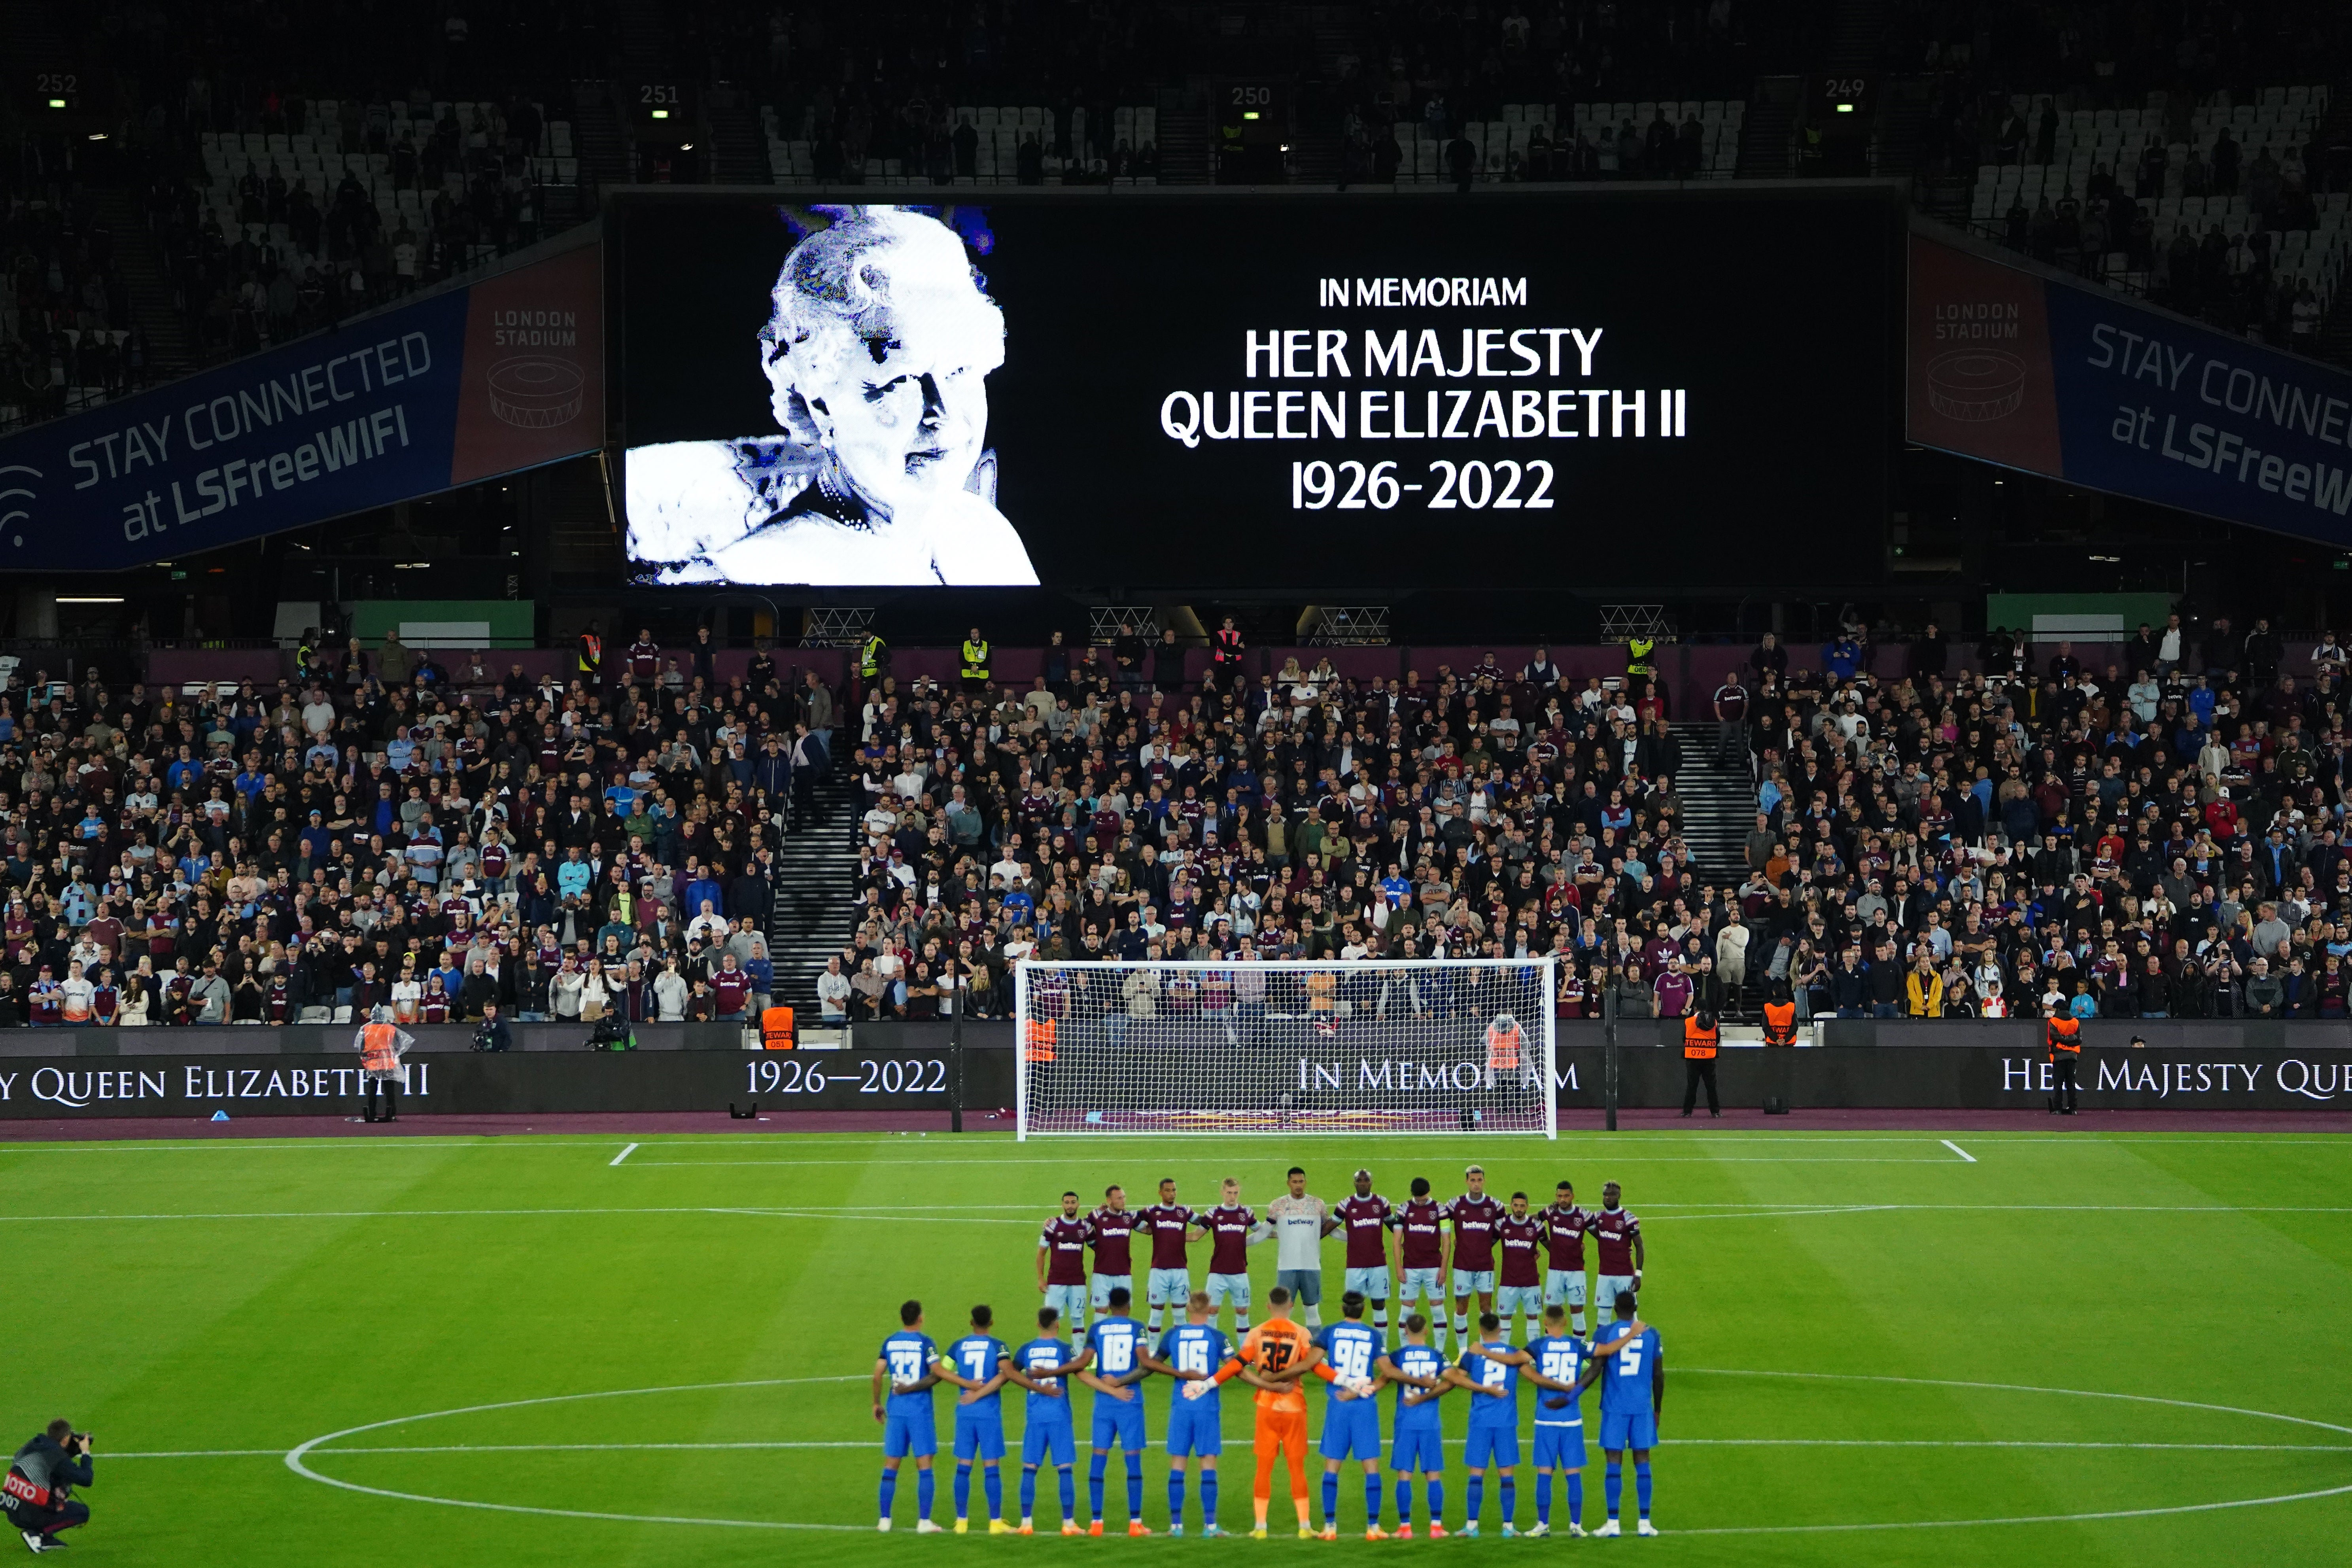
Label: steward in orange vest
xmin=2045 ymin=1015 xmax=2081 ymax=1115
xmin=1680 ymin=1010 xmax=1721 ymax=1118
xmin=1023 ymin=1018 xmax=1057 ymax=1062
xmin=1486 ymin=1011 xmax=1536 ymax=1088
xmin=353 ymin=1005 xmax=415 ymax=1124
xmin=1760 ymin=999 xmax=1798 ymax=1046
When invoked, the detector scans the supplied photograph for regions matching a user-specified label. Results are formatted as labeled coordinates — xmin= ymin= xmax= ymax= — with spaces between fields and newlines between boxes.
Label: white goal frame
xmin=1014 ymin=957 xmax=1557 ymax=1140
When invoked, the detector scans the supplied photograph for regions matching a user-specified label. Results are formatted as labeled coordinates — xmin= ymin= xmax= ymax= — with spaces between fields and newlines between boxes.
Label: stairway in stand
xmin=1665 ymin=721 xmax=1757 ymax=887
xmin=767 ymin=758 xmax=866 ymax=1007
xmin=84 ymin=187 xmax=195 ymax=376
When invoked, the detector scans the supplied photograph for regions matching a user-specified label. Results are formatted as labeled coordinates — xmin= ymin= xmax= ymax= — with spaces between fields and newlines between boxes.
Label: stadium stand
xmin=4 ymin=0 xmax=2352 ymax=1031
xmin=822 ymin=619 xmax=2349 ymax=1028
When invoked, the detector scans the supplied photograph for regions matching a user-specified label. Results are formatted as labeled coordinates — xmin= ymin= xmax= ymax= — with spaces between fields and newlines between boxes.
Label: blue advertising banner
xmin=0 ymin=242 xmax=604 ymax=571
xmin=1908 ymin=229 xmax=2352 ymax=545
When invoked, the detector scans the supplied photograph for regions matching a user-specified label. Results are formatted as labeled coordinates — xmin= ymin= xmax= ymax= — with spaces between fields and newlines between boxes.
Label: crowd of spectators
xmin=0 ymin=628 xmax=836 ymax=1029
xmin=829 ymin=610 xmax=2352 ymax=1029
xmin=1889 ymin=0 xmax=2352 ymax=350
xmin=139 ymin=90 xmax=559 ymax=362
xmin=1 ymin=135 xmax=155 ymax=429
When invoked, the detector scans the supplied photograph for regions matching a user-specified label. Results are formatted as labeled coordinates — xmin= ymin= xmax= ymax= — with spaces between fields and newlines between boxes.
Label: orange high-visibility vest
xmin=2046 ymin=1016 xmax=2082 ymax=1057
xmin=760 ymin=1004 xmax=796 ymax=1049
xmin=1761 ymin=1001 xmax=1797 ymax=1046
xmin=1024 ymin=1018 xmax=1057 ymax=1061
xmin=360 ymin=1022 xmax=402 ymax=1072
xmin=1486 ymin=1021 xmax=1523 ymax=1070
xmin=1683 ymin=1017 xmax=1720 ymax=1059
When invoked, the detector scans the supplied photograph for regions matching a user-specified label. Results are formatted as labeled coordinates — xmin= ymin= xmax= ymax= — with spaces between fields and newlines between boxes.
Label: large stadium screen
xmin=613 ymin=189 xmax=1899 ymax=590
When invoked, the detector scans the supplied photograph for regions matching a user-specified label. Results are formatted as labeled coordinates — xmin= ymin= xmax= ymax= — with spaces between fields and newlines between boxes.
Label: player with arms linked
xmin=1335 ymin=1169 xmax=1396 ymax=1338
xmin=1076 ymin=1285 xmax=1154 ymax=1535
xmin=1198 ymin=1176 xmax=1269 ymax=1335
xmin=1445 ymin=1165 xmax=1505 ymax=1350
xmin=1313 ymin=1291 xmax=1392 ymax=1539
xmin=1383 ymin=1314 xmax=1451 ymax=1537
xmin=1137 ymin=1290 xmax=1233 ymax=1536
xmin=1439 ymin=1310 xmax=1582 ymax=1536
xmin=1137 ymin=1177 xmax=1197 ymax=1335
xmin=1007 ymin=1305 xmax=1091 ymax=1534
xmin=872 ymin=1299 xmax=947 ymax=1532
xmin=1528 ymin=1302 xmax=1645 ymax=1536
xmin=1585 ymin=1289 xmax=1666 ymax=1536
xmin=1199 ymin=1284 xmax=1346 ymax=1538
xmin=938 ymin=1304 xmax=1018 ymax=1533
xmin=1036 ymin=1190 xmax=1095 ymax=1337
xmin=1387 ymin=1177 xmax=1451 ymax=1351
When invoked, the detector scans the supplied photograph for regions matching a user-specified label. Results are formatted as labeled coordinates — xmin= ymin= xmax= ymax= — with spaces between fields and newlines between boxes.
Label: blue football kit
xmin=1596 ymin=1322 xmax=1662 ymax=1528
xmin=879 ymin=1328 xmax=940 ymax=1457
xmin=1158 ymin=1323 xmax=1231 ymax=1458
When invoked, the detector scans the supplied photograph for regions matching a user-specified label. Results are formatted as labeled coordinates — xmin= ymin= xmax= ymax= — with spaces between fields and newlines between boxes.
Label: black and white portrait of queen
xmin=626 ymin=205 xmax=1039 ymax=585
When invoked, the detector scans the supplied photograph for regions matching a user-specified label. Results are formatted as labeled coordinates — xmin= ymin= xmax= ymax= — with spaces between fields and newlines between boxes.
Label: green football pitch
xmin=11 ymin=1127 xmax=2351 ymax=1566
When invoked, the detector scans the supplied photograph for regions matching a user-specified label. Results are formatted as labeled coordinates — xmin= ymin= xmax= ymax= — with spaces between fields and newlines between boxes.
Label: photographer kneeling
xmin=4 ymin=1421 xmax=93 ymax=1553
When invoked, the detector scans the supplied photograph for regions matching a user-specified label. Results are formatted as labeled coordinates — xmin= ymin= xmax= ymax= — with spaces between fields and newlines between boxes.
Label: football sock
xmin=955 ymin=1462 xmax=972 ymax=1519
xmin=1570 ymin=1309 xmax=1586 ymax=1334
xmin=1536 ymin=1473 xmax=1552 ymax=1526
xmin=1304 ymin=1305 xmax=1322 ymax=1327
xmin=879 ymin=1467 xmax=898 ymax=1520
xmin=1427 ymin=1479 xmax=1444 ymax=1523
xmin=1605 ymin=1461 xmax=1623 ymax=1518
xmin=1466 ymin=1476 xmax=1483 ymax=1523
xmin=1499 ymin=1479 xmax=1515 ymax=1525
xmin=917 ymin=1468 xmax=935 ymax=1519
xmin=1147 ymin=1307 xmax=1164 ymax=1332
xmin=1169 ymin=1470 xmax=1187 ymax=1525
xmin=1057 ymin=1465 xmax=1076 ymax=1519
xmin=1395 ymin=1477 xmax=1413 ymax=1523
xmin=1089 ymin=1455 xmax=1107 ymax=1518
xmin=1364 ymin=1473 xmax=1382 ymax=1523
xmin=1635 ymin=1461 xmax=1652 ymax=1518
xmin=985 ymin=1465 xmax=1003 ymax=1521
xmin=1125 ymin=1454 xmax=1144 ymax=1519
xmin=1322 ymin=1471 xmax=1339 ymax=1524
xmin=1373 ymin=1309 xmax=1388 ymax=1335
xmin=1202 ymin=1470 xmax=1219 ymax=1523
xmin=1021 ymin=1466 xmax=1038 ymax=1520
xmin=1567 ymin=1473 xmax=1584 ymax=1526
xmin=1453 ymin=1311 xmax=1469 ymax=1339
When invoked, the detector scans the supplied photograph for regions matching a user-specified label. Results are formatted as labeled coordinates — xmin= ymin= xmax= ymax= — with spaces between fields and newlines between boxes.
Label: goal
xmin=1014 ymin=958 xmax=1556 ymax=1139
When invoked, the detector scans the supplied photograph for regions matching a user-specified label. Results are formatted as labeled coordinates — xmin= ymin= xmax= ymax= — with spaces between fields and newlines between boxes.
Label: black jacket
xmin=10 ymin=1433 xmax=93 ymax=1496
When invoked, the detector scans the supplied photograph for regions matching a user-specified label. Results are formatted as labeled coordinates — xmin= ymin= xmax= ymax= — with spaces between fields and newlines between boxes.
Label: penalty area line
xmin=1942 ymin=1139 xmax=1977 ymax=1162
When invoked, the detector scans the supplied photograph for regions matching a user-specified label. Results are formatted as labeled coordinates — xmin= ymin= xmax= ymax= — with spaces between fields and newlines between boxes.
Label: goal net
xmin=1014 ymin=958 xmax=1556 ymax=1139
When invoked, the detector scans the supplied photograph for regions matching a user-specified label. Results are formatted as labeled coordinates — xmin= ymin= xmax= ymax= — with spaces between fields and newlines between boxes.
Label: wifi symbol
xmin=0 ymin=463 xmax=37 ymax=547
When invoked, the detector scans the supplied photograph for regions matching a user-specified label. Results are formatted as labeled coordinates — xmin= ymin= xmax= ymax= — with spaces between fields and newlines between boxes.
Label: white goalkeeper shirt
xmin=1266 ymin=1193 xmax=1331 ymax=1271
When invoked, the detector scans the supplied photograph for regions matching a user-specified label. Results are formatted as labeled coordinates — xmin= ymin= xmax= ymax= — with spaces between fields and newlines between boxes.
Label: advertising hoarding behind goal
xmin=1013 ymin=958 xmax=1558 ymax=1138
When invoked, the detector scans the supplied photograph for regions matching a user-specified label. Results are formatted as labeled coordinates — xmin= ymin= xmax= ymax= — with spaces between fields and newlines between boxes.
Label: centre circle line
xmin=283 ymin=1375 xmax=870 ymax=1532
xmin=281 ymin=1368 xmax=2352 ymax=1536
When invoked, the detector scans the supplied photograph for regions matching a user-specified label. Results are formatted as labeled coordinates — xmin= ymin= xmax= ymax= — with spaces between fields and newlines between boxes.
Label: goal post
xmin=1014 ymin=957 xmax=1556 ymax=1139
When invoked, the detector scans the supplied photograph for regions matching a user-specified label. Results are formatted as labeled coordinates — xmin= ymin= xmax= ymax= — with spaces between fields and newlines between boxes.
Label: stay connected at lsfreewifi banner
xmin=0 ymin=238 xmax=602 ymax=571
xmin=1909 ymin=227 xmax=2352 ymax=543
